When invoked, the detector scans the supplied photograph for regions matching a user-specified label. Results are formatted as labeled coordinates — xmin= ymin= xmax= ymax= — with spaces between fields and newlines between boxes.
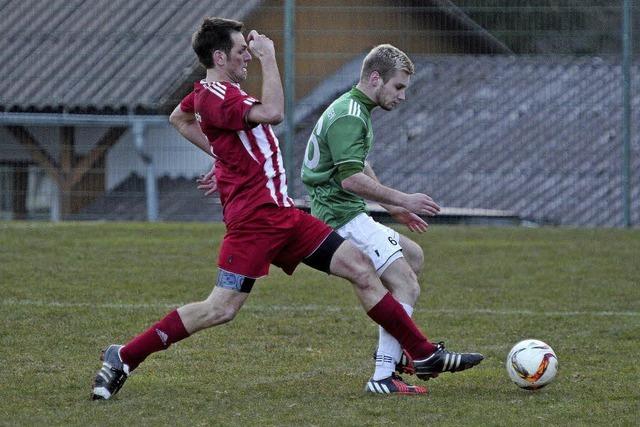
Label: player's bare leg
xmin=329 ymin=241 xmax=430 ymax=394
xmin=363 ymin=237 xmax=483 ymax=383
xmin=92 ymin=273 xmax=251 ymax=400
xmin=373 ymin=257 xmax=420 ymax=380
xmin=329 ymin=240 xmax=388 ymax=310
xmin=178 ymin=286 xmax=249 ymax=333
xmin=398 ymin=234 xmax=424 ymax=278
xmin=380 ymin=257 xmax=420 ymax=306
xmin=372 ymin=234 xmax=423 ymax=377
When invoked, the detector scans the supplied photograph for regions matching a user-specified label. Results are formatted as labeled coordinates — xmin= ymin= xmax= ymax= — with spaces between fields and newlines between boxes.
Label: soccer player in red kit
xmin=90 ymin=17 xmax=482 ymax=400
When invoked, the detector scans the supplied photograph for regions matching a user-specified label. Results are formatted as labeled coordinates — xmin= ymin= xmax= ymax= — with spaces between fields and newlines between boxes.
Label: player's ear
xmin=369 ymin=71 xmax=382 ymax=88
xmin=213 ymin=50 xmax=226 ymax=67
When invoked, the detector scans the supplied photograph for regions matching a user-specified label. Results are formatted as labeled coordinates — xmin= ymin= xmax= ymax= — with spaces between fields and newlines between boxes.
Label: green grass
xmin=1 ymin=222 xmax=639 ymax=426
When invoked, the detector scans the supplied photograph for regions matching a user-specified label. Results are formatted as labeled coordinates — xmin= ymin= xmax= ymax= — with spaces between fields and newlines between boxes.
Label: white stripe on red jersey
xmin=267 ymin=125 xmax=293 ymax=207
xmin=203 ymin=82 xmax=225 ymax=100
xmin=237 ymin=130 xmax=260 ymax=163
xmin=251 ymin=125 xmax=280 ymax=205
xmin=179 ymin=80 xmax=293 ymax=224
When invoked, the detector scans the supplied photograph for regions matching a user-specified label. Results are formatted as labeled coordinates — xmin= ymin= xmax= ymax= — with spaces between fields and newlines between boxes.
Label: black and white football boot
xmin=91 ymin=344 xmax=130 ymax=400
xmin=413 ymin=342 xmax=484 ymax=380
xmin=365 ymin=373 xmax=428 ymax=395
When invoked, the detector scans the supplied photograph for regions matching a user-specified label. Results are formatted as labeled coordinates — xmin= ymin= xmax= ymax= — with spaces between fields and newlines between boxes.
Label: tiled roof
xmin=290 ymin=55 xmax=640 ymax=226
xmin=0 ymin=0 xmax=260 ymax=113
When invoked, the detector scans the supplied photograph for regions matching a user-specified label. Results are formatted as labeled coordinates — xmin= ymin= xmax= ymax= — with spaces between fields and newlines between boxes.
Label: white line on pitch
xmin=1 ymin=298 xmax=638 ymax=317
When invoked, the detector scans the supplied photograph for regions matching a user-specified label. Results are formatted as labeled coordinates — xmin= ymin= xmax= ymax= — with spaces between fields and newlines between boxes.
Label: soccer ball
xmin=506 ymin=339 xmax=558 ymax=390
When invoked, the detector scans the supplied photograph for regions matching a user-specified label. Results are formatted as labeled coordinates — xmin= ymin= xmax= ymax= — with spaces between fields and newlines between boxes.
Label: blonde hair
xmin=360 ymin=44 xmax=415 ymax=83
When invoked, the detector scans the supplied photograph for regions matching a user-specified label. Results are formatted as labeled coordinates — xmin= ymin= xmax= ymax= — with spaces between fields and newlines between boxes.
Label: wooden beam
xmin=12 ymin=162 xmax=28 ymax=220
xmin=60 ymin=126 xmax=75 ymax=178
xmin=68 ymin=127 xmax=127 ymax=188
xmin=5 ymin=125 xmax=64 ymax=187
xmin=5 ymin=125 xmax=128 ymax=218
xmin=59 ymin=126 xmax=75 ymax=216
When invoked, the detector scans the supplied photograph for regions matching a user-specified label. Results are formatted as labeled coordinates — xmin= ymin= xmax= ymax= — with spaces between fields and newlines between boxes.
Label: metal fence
xmin=0 ymin=1 xmax=637 ymax=226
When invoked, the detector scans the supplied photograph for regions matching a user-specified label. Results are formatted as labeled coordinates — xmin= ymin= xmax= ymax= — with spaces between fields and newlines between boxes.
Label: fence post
xmin=50 ymin=184 xmax=60 ymax=222
xmin=284 ymin=0 xmax=296 ymax=196
xmin=132 ymin=121 xmax=159 ymax=222
xmin=622 ymin=0 xmax=632 ymax=227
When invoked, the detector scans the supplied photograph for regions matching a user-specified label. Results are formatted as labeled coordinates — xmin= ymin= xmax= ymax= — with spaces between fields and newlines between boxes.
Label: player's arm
xmin=245 ymin=30 xmax=284 ymax=125
xmin=362 ymin=161 xmax=419 ymax=214
xmin=362 ymin=161 xmax=396 ymax=211
xmin=169 ymin=104 xmax=213 ymax=157
xmin=362 ymin=162 xmax=429 ymax=232
xmin=328 ymin=117 xmax=440 ymax=216
xmin=341 ymin=170 xmax=439 ymax=216
xmin=169 ymin=103 xmax=217 ymax=194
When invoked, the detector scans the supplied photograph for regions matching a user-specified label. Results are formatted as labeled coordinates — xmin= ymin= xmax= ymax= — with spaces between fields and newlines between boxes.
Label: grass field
xmin=1 ymin=222 xmax=639 ymax=426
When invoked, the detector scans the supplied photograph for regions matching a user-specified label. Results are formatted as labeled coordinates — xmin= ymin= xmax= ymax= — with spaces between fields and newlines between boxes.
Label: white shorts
xmin=336 ymin=213 xmax=403 ymax=275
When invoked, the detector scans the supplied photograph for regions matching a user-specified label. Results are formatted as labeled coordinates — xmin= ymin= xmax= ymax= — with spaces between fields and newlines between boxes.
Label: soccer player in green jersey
xmin=302 ymin=44 xmax=483 ymax=394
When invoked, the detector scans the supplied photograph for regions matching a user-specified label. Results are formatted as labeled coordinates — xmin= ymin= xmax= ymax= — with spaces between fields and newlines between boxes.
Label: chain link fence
xmin=0 ymin=1 xmax=637 ymax=226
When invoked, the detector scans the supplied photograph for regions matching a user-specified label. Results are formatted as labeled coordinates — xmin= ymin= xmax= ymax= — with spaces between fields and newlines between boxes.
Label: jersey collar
xmin=200 ymin=79 xmax=241 ymax=89
xmin=349 ymin=87 xmax=377 ymax=112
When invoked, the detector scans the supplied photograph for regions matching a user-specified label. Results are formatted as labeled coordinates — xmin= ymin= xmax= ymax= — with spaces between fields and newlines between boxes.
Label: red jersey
xmin=180 ymin=80 xmax=293 ymax=225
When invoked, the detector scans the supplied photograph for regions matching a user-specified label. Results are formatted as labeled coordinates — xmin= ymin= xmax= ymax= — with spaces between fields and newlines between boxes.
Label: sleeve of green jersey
xmin=326 ymin=115 xmax=367 ymax=182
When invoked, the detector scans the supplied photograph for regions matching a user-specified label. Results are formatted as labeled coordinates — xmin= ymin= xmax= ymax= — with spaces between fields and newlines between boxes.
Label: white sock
xmin=372 ymin=302 xmax=414 ymax=381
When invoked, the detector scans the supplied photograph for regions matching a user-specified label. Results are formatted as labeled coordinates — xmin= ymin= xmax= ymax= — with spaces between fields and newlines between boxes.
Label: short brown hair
xmin=360 ymin=44 xmax=415 ymax=83
xmin=192 ymin=17 xmax=244 ymax=68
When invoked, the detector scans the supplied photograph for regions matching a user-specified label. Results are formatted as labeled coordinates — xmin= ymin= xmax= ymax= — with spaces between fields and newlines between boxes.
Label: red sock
xmin=367 ymin=293 xmax=437 ymax=359
xmin=120 ymin=309 xmax=190 ymax=371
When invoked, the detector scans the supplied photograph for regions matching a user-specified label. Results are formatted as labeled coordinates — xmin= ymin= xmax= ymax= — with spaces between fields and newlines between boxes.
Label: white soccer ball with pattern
xmin=506 ymin=339 xmax=558 ymax=389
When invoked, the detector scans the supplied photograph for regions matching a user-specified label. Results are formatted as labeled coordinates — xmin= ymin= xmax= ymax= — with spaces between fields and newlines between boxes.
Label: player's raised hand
xmin=402 ymin=193 xmax=441 ymax=216
xmin=247 ymin=30 xmax=275 ymax=60
xmin=196 ymin=163 xmax=217 ymax=196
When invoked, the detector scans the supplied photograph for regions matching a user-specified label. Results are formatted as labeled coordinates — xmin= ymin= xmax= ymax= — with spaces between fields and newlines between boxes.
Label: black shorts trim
xmin=302 ymin=231 xmax=345 ymax=274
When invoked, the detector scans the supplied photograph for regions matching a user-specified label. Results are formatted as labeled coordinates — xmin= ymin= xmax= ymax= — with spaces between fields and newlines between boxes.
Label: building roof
xmin=0 ymin=0 xmax=260 ymax=114
xmin=77 ymin=55 xmax=638 ymax=226
xmin=289 ymin=55 xmax=640 ymax=226
xmin=0 ymin=0 xmax=513 ymax=115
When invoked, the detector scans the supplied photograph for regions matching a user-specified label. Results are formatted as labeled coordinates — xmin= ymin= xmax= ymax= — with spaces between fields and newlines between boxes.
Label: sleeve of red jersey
xmin=201 ymin=84 xmax=259 ymax=131
xmin=180 ymin=91 xmax=195 ymax=113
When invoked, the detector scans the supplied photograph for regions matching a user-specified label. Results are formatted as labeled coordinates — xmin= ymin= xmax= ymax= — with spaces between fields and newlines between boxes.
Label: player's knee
xmin=407 ymin=274 xmax=421 ymax=302
xmin=332 ymin=242 xmax=378 ymax=290
xmin=220 ymin=304 xmax=240 ymax=323
xmin=404 ymin=242 xmax=425 ymax=276
xmin=201 ymin=301 xmax=239 ymax=327
xmin=413 ymin=247 xmax=425 ymax=275
xmin=400 ymin=266 xmax=421 ymax=302
xmin=213 ymin=306 xmax=238 ymax=326
xmin=349 ymin=251 xmax=379 ymax=292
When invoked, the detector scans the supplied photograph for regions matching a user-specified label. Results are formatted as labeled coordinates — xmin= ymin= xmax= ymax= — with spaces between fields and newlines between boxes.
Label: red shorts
xmin=218 ymin=206 xmax=333 ymax=278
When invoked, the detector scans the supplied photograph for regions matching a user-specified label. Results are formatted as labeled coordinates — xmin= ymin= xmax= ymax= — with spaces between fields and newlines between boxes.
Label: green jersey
xmin=301 ymin=87 xmax=377 ymax=229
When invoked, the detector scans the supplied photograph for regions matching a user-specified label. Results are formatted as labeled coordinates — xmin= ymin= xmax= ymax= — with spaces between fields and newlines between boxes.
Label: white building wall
xmin=0 ymin=124 xmax=211 ymax=191
xmin=106 ymin=125 xmax=211 ymax=190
